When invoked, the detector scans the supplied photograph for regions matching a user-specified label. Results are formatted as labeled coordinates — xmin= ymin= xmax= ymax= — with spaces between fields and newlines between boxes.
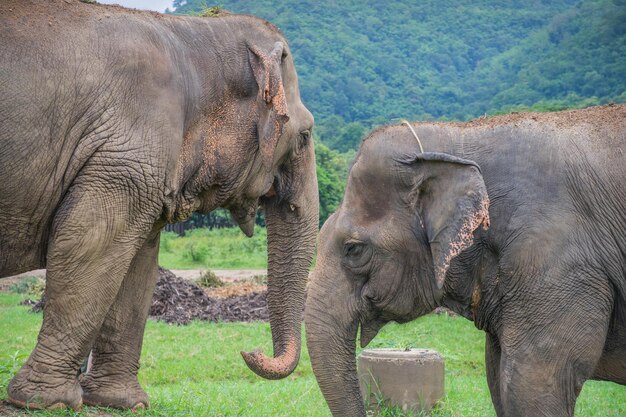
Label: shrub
xmin=197 ymin=270 xmax=224 ymax=288
xmin=9 ymin=276 xmax=45 ymax=298
xmin=184 ymin=241 xmax=210 ymax=263
xmin=250 ymin=274 xmax=267 ymax=285
xmin=160 ymin=231 xmax=178 ymax=253
xmin=199 ymin=6 xmax=224 ymax=17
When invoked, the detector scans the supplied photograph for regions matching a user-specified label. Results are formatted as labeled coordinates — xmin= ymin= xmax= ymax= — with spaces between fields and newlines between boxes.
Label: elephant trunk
xmin=242 ymin=145 xmax=318 ymax=379
xmin=305 ymin=268 xmax=365 ymax=417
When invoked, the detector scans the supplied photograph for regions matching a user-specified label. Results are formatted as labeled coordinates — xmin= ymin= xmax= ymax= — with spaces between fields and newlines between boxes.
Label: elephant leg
xmin=7 ymin=183 xmax=157 ymax=410
xmin=498 ymin=351 xmax=582 ymax=417
xmin=498 ymin=295 xmax=610 ymax=416
xmin=80 ymin=230 xmax=160 ymax=409
xmin=485 ymin=332 xmax=504 ymax=416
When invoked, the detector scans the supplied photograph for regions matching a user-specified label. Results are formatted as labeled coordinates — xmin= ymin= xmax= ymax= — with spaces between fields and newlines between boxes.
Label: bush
xmin=248 ymin=274 xmax=267 ymax=285
xmin=199 ymin=6 xmax=224 ymax=17
xmin=9 ymin=276 xmax=45 ymax=298
xmin=184 ymin=241 xmax=211 ymax=263
xmin=196 ymin=270 xmax=224 ymax=288
xmin=160 ymin=232 xmax=177 ymax=253
xmin=158 ymin=226 xmax=268 ymax=269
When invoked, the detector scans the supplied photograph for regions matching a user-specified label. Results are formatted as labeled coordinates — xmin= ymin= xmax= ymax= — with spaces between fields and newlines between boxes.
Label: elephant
xmin=305 ymin=105 xmax=626 ymax=416
xmin=0 ymin=0 xmax=318 ymax=410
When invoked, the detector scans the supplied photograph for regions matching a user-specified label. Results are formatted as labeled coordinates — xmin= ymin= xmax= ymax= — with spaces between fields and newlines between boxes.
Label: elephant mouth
xmin=358 ymin=303 xmax=418 ymax=348
xmin=229 ymin=202 xmax=259 ymax=237
xmin=228 ymin=177 xmax=279 ymax=237
xmin=358 ymin=313 xmax=387 ymax=348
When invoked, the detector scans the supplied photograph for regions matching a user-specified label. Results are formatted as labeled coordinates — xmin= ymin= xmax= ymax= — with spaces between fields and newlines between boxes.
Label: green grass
xmin=158 ymin=228 xmax=268 ymax=270
xmin=1 ymin=293 xmax=624 ymax=416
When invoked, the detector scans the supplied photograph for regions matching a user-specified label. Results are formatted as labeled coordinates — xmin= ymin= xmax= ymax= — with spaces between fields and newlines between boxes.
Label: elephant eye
xmin=343 ymin=241 xmax=364 ymax=258
xmin=296 ymin=130 xmax=310 ymax=154
xmin=342 ymin=240 xmax=372 ymax=272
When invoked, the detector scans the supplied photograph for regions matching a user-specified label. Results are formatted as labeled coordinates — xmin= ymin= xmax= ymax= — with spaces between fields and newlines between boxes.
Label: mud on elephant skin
xmin=305 ymin=105 xmax=626 ymax=417
xmin=0 ymin=0 xmax=318 ymax=410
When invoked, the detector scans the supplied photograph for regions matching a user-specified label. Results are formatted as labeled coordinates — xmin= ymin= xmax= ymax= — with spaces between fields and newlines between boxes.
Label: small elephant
xmin=1 ymin=1 xmax=318 ymax=410
xmin=305 ymin=105 xmax=626 ymax=416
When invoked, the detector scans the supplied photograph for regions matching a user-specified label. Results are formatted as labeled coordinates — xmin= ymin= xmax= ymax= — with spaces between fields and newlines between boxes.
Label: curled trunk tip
xmin=240 ymin=339 xmax=299 ymax=380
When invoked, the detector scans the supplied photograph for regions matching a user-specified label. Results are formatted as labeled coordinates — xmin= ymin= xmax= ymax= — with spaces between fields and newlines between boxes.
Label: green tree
xmin=173 ymin=0 xmax=210 ymax=10
xmin=314 ymin=140 xmax=349 ymax=225
xmin=170 ymin=0 xmax=625 ymax=154
xmin=326 ymin=121 xmax=367 ymax=153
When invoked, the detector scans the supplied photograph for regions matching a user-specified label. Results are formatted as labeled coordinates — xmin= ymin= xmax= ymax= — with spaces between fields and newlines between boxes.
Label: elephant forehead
xmin=347 ymin=193 xmax=389 ymax=226
xmin=344 ymin=169 xmax=395 ymax=225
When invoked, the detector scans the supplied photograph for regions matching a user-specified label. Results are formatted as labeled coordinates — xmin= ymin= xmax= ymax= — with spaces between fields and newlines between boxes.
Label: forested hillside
xmin=167 ymin=0 xmax=625 ymax=224
xmin=171 ymin=0 xmax=625 ymax=152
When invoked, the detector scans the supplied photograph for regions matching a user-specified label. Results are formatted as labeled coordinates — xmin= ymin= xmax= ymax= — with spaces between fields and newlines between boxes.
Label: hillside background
xmin=167 ymin=0 xmax=626 ymax=224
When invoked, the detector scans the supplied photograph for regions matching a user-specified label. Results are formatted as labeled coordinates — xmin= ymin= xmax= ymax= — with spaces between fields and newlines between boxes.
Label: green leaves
xmin=166 ymin=0 xmax=625 ymax=228
xmin=315 ymin=140 xmax=349 ymax=225
xmin=170 ymin=0 xmax=625 ymax=154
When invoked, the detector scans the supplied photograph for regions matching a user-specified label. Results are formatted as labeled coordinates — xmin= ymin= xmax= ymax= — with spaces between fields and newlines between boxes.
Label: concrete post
xmin=358 ymin=348 xmax=444 ymax=413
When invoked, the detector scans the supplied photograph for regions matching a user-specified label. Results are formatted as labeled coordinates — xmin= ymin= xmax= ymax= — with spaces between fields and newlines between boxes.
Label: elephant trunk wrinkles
xmin=242 ymin=152 xmax=318 ymax=379
xmin=305 ymin=273 xmax=365 ymax=417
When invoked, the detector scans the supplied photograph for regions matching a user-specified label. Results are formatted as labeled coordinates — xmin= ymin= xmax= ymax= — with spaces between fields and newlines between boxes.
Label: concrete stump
xmin=358 ymin=348 xmax=444 ymax=413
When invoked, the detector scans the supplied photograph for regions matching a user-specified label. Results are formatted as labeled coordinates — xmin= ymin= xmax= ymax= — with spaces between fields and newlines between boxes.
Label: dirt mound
xmin=24 ymin=268 xmax=270 ymax=325
xmin=149 ymin=268 xmax=268 ymax=324
xmin=205 ymin=281 xmax=267 ymax=298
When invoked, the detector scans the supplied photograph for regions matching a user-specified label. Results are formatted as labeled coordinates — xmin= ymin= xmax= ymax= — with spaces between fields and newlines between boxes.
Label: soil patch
xmin=17 ymin=268 xmax=271 ymax=324
xmin=146 ymin=268 xmax=269 ymax=325
xmin=205 ymin=281 xmax=267 ymax=298
xmin=12 ymin=269 xmax=457 ymax=324
xmin=0 ymin=270 xmax=46 ymax=292
xmin=170 ymin=269 xmax=266 ymax=283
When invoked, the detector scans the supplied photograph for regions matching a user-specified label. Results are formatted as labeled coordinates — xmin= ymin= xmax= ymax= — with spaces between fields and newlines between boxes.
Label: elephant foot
xmin=7 ymin=364 xmax=82 ymax=410
xmin=80 ymin=373 xmax=149 ymax=410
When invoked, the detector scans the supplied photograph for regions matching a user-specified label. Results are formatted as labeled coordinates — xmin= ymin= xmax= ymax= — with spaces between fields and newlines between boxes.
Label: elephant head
xmin=305 ymin=132 xmax=489 ymax=415
xmin=166 ymin=32 xmax=318 ymax=379
xmin=238 ymin=40 xmax=319 ymax=380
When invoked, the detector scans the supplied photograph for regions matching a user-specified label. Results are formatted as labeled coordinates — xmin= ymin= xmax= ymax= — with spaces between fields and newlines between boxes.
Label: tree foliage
xmin=169 ymin=0 xmax=625 ymax=227
xmin=314 ymin=140 xmax=350 ymax=225
xmin=173 ymin=0 xmax=625 ymax=151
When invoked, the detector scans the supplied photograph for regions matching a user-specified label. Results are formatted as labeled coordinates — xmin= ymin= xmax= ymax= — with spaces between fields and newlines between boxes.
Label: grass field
xmin=1 ymin=293 xmax=624 ymax=417
xmin=158 ymin=228 xmax=268 ymax=270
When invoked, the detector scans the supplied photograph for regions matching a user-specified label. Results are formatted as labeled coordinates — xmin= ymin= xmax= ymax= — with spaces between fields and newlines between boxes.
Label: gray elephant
xmin=0 ymin=0 xmax=317 ymax=410
xmin=305 ymin=105 xmax=626 ymax=416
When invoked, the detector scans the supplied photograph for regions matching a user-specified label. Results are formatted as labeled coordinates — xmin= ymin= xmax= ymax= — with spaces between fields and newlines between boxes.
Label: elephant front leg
xmin=485 ymin=332 xmax=504 ymax=416
xmin=497 ymin=292 xmax=611 ymax=416
xmin=7 ymin=200 xmax=148 ymax=410
xmin=79 ymin=230 xmax=160 ymax=410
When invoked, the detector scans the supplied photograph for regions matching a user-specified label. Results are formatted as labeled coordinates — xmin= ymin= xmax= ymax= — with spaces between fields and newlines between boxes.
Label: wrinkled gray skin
xmin=306 ymin=105 xmax=626 ymax=417
xmin=0 ymin=0 xmax=318 ymax=410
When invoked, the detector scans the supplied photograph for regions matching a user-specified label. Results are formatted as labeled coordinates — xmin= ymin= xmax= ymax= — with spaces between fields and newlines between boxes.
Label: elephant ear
xmin=248 ymin=41 xmax=289 ymax=168
xmin=401 ymin=152 xmax=490 ymax=289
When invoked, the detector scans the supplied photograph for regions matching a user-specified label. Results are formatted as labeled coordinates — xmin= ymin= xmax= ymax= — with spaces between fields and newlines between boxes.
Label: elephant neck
xmin=440 ymin=241 xmax=503 ymax=335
